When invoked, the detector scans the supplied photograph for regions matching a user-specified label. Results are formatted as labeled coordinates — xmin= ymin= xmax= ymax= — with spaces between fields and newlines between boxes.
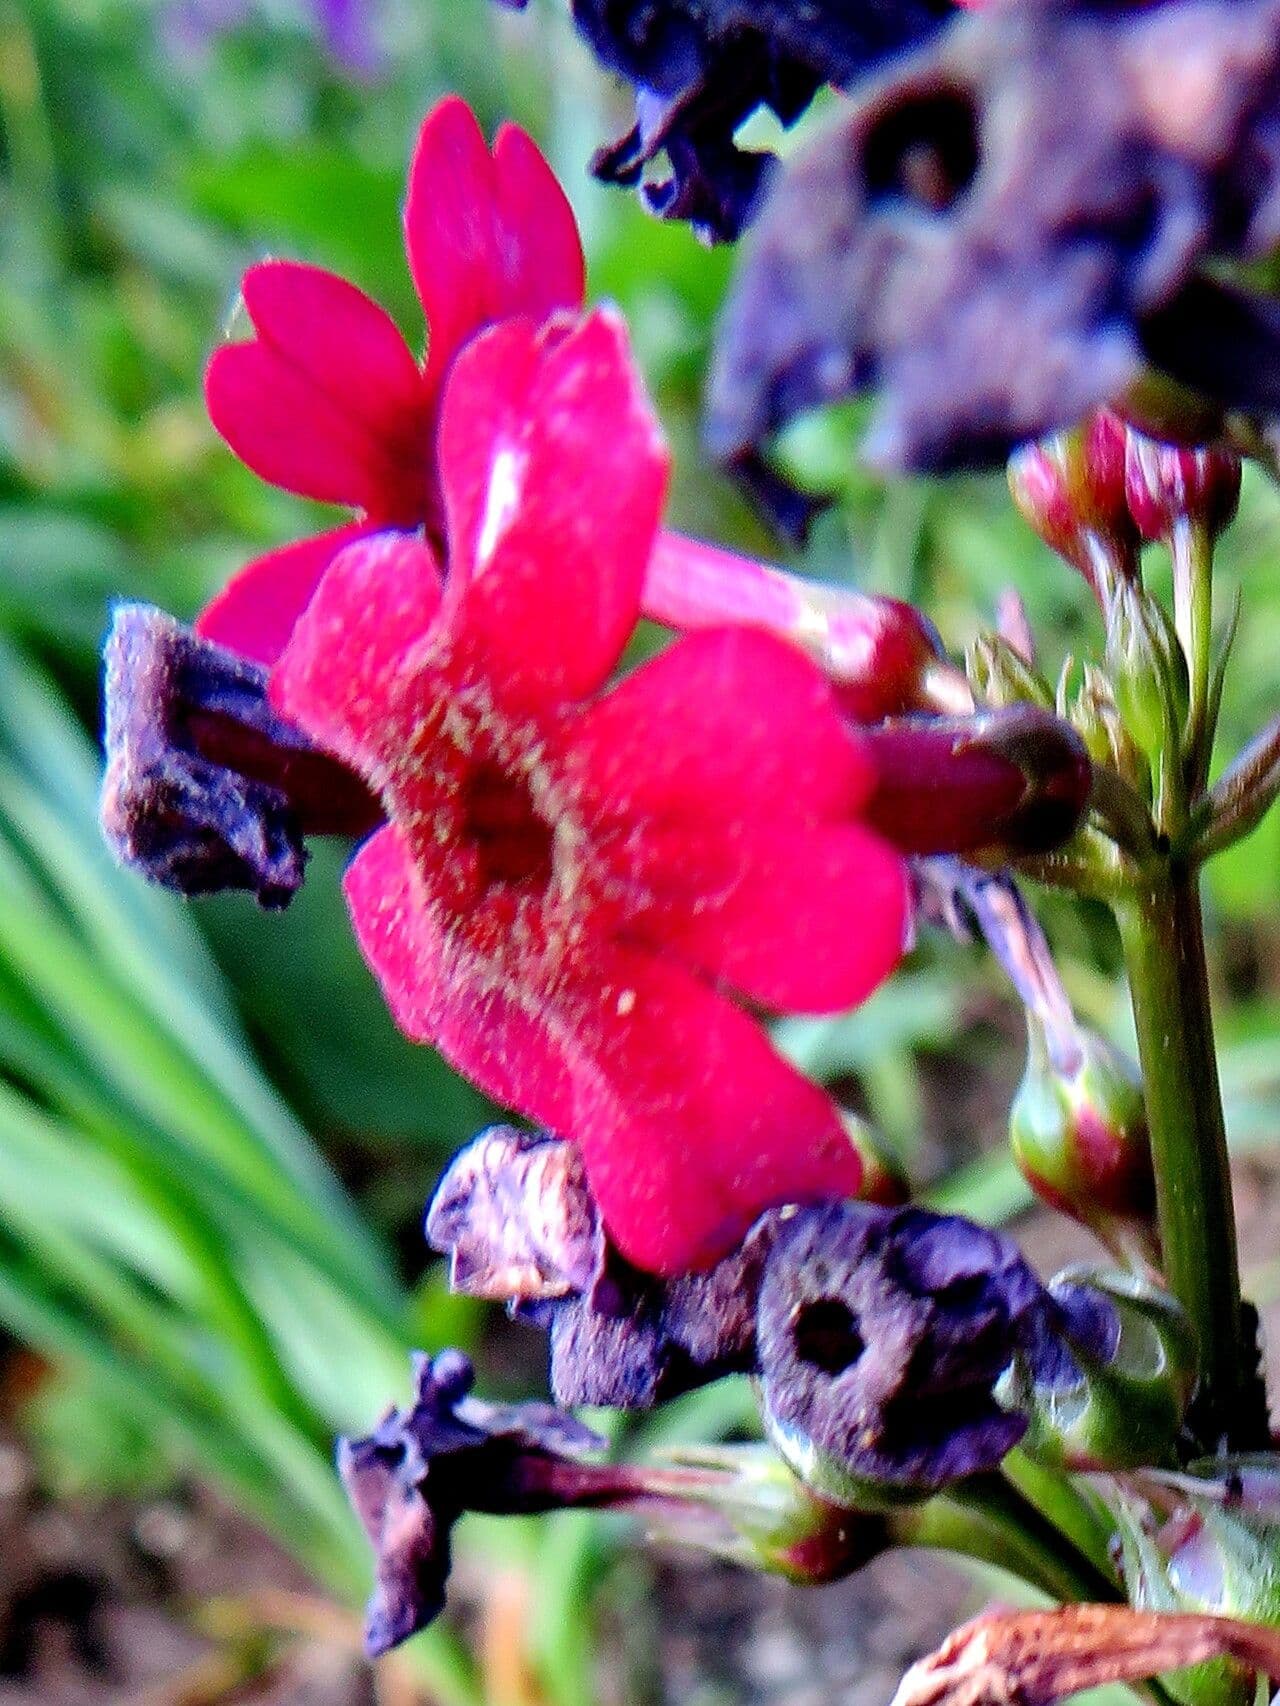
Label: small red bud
xmin=861 ymin=706 xmax=1092 ymax=856
xmin=1123 ymin=429 xmax=1242 ymax=543
xmin=1008 ymin=411 xmax=1140 ymax=600
xmin=1010 ymin=1023 xmax=1155 ymax=1248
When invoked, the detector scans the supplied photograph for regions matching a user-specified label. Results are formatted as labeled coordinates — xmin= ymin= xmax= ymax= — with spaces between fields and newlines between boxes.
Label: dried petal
xmin=101 ymin=604 xmax=376 ymax=907
xmin=891 ymin=1607 xmax=1280 ymax=1706
xmin=425 ymin=1126 xmax=602 ymax=1302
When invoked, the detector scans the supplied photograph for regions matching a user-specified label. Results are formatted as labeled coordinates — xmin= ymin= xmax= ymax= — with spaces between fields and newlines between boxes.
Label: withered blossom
xmin=708 ymin=0 xmax=1280 ymax=486
xmin=339 ymin=1350 xmax=619 ymax=1655
xmin=342 ymin=1350 xmax=892 ymax=1656
xmin=755 ymin=1202 xmax=1072 ymax=1495
xmin=426 ymin=1129 xmax=768 ymax=1407
xmin=100 ymin=605 xmax=376 ymax=906
xmin=495 ymin=0 xmax=953 ymax=241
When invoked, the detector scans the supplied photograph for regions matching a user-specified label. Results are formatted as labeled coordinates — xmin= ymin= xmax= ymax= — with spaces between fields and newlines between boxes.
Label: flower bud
xmin=1008 ymin=412 xmax=1140 ymax=601
xmin=643 ymin=532 xmax=966 ymax=721
xmin=1009 ymin=1020 xmax=1155 ymax=1252
xmin=1124 ymin=430 xmax=1242 ymax=544
xmin=1070 ymin=664 xmax=1149 ymax=794
xmin=966 ymin=633 xmax=1054 ymax=712
xmin=1105 ymin=582 xmax=1189 ymax=763
xmin=862 ymin=706 xmax=1092 ymax=857
xmin=1007 ymin=1270 xmax=1196 ymax=1475
xmin=1104 ymin=1460 xmax=1280 ymax=1706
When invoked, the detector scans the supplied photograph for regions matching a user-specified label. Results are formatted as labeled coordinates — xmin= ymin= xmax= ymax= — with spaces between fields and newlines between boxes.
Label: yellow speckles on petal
xmin=616 ymin=987 xmax=636 ymax=1017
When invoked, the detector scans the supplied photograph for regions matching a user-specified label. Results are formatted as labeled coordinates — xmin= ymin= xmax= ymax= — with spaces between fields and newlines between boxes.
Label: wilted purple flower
xmin=755 ymin=1202 xmax=1060 ymax=1496
xmin=496 ymin=0 xmax=953 ymax=241
xmin=426 ymin=1128 xmax=767 ymax=1408
xmin=342 ymin=1350 xmax=893 ymax=1656
xmin=708 ymin=0 xmax=1280 ymax=487
xmin=340 ymin=1351 xmax=620 ymax=1655
xmin=101 ymin=605 xmax=376 ymax=907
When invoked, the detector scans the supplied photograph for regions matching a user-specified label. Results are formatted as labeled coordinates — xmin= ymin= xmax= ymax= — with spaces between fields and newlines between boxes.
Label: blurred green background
xmin=2 ymin=0 xmax=1280 ymax=1700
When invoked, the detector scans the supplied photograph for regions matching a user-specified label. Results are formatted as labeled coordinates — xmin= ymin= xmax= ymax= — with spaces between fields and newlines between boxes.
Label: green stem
xmin=1171 ymin=519 xmax=1215 ymax=789
xmin=897 ymin=1473 xmax=1117 ymax=1605
xmin=1116 ymin=869 xmax=1245 ymax=1446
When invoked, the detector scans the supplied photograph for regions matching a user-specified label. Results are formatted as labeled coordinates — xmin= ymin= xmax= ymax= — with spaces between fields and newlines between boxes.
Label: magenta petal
xmin=438 ymin=310 xmax=667 ymax=707
xmin=242 ymin=262 xmax=427 ymax=446
xmin=270 ymin=531 xmax=444 ymax=769
xmin=205 ymin=262 xmax=428 ymax=518
xmin=344 ymin=823 xmax=579 ymax=1123
xmin=570 ymin=626 xmax=877 ymax=826
xmin=638 ymin=820 xmax=909 ymax=1014
xmin=195 ymin=523 xmax=374 ymax=667
xmin=568 ymin=946 xmax=863 ymax=1275
xmin=344 ymin=833 xmax=861 ymax=1275
xmin=405 ymin=97 xmax=585 ymax=399
xmin=491 ymin=122 xmax=585 ymax=323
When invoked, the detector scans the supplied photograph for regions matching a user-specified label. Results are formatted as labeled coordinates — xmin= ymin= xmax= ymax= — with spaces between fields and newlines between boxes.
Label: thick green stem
xmin=1116 ymin=869 xmax=1245 ymax=1446
xmin=897 ymin=1473 xmax=1117 ymax=1604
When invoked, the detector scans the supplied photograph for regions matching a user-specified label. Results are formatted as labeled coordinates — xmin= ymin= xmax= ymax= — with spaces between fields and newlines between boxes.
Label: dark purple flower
xmin=497 ymin=0 xmax=953 ymax=241
xmin=707 ymin=0 xmax=1280 ymax=488
xmin=426 ymin=1128 xmax=767 ymax=1408
xmin=755 ymin=1202 xmax=1058 ymax=1496
xmin=340 ymin=1351 xmax=619 ymax=1656
xmin=100 ymin=605 xmax=377 ymax=907
xmin=342 ymin=1350 xmax=893 ymax=1656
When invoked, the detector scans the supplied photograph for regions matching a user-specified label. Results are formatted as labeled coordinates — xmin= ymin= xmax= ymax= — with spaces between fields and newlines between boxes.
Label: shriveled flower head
xmin=755 ymin=1202 xmax=1054 ymax=1496
xmin=197 ymin=95 xmax=585 ymax=667
xmin=340 ymin=1350 xmax=612 ymax=1655
xmin=495 ymin=0 xmax=954 ymax=241
xmin=270 ymin=307 xmax=909 ymax=1276
xmin=708 ymin=0 xmax=1280 ymax=483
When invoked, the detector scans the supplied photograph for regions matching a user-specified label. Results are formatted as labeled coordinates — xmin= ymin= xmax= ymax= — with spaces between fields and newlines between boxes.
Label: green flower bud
xmin=1006 ymin=1269 xmax=1196 ymax=1474
xmin=1071 ymin=665 xmax=1150 ymax=796
xmin=967 ymin=633 xmax=1055 ymax=711
xmin=1103 ymin=1458 xmax=1280 ymax=1706
xmin=644 ymin=1443 xmax=891 ymax=1582
xmin=1009 ymin=1020 xmax=1155 ymax=1254
xmin=1105 ymin=582 xmax=1190 ymax=764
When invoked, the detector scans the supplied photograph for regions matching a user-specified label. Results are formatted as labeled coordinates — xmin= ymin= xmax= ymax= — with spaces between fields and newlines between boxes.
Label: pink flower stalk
xmin=269 ymin=308 xmax=909 ymax=1278
xmin=197 ymin=95 xmax=586 ymax=667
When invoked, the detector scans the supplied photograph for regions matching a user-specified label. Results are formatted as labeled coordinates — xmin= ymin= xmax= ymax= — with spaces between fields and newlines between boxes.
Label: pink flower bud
xmin=1008 ymin=411 xmax=1139 ymax=599
xmin=861 ymin=706 xmax=1092 ymax=856
xmin=1123 ymin=430 xmax=1242 ymax=543
xmin=1010 ymin=1022 xmax=1155 ymax=1248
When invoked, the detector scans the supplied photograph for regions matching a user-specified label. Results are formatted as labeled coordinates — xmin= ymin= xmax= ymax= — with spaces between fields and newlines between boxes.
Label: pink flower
xmin=270 ymin=308 xmax=909 ymax=1277
xmin=195 ymin=91 xmax=955 ymax=733
xmin=197 ymin=95 xmax=585 ymax=667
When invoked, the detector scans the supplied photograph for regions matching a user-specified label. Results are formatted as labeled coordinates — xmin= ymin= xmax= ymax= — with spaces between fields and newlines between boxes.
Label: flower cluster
xmin=97 ymin=91 xmax=1238 ymax=1674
